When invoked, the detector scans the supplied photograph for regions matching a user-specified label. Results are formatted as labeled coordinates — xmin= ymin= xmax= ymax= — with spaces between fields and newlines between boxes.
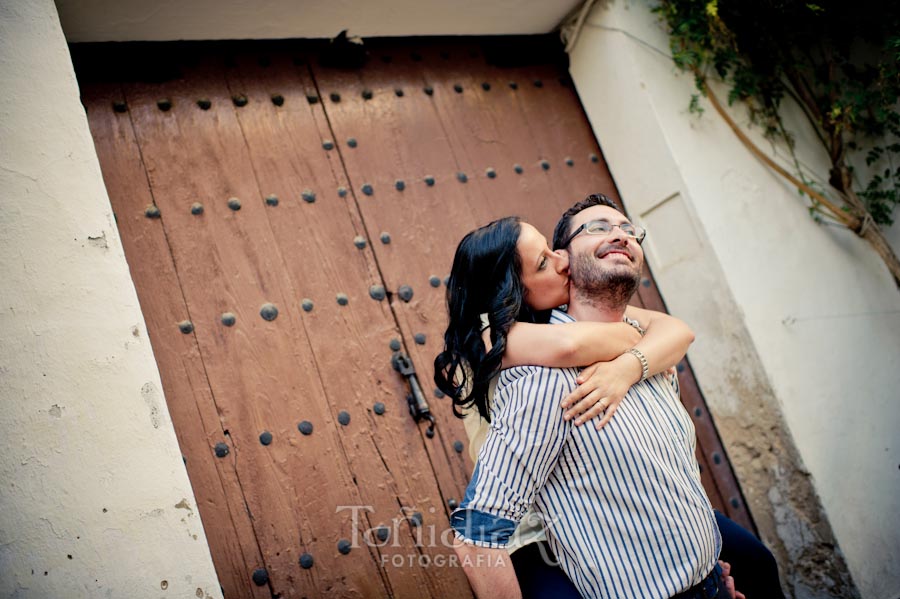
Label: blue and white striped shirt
xmin=451 ymin=310 xmax=721 ymax=599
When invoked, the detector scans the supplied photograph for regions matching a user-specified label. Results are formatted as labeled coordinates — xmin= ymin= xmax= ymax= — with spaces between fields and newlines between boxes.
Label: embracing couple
xmin=435 ymin=195 xmax=784 ymax=599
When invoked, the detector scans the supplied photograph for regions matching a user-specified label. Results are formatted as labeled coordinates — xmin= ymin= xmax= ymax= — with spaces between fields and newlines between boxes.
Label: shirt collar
xmin=549 ymin=309 xmax=575 ymax=324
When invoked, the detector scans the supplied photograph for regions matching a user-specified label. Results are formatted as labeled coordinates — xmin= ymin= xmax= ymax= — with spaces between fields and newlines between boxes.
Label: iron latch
xmin=391 ymin=351 xmax=436 ymax=438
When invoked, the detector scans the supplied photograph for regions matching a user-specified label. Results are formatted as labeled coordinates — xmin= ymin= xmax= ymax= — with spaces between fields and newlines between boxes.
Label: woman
xmin=435 ymin=215 xmax=783 ymax=599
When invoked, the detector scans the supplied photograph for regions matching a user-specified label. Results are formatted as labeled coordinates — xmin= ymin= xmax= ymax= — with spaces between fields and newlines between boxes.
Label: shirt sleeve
xmin=451 ymin=366 xmax=573 ymax=548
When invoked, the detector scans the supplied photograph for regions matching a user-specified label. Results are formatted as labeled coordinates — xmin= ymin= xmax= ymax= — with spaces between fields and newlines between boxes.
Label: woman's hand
xmin=560 ymin=352 xmax=643 ymax=429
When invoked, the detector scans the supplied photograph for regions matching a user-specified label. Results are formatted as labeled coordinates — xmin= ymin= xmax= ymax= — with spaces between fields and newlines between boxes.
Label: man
xmin=450 ymin=194 xmax=731 ymax=599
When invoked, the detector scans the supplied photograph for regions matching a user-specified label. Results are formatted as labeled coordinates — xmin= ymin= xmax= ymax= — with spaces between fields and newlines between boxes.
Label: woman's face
xmin=517 ymin=222 xmax=570 ymax=310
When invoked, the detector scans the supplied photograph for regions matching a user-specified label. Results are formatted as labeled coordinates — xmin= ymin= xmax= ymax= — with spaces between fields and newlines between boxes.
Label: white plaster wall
xmin=0 ymin=1 xmax=223 ymax=597
xmin=55 ymin=0 xmax=581 ymax=41
xmin=885 ymin=214 xmax=900 ymax=253
xmin=568 ymin=2 xmax=900 ymax=598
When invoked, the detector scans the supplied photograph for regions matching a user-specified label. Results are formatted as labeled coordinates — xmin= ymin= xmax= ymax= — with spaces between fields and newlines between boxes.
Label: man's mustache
xmin=595 ymin=244 xmax=634 ymax=261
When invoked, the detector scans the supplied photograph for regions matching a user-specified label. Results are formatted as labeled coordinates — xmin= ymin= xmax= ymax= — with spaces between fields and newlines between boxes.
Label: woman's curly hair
xmin=434 ymin=217 xmax=549 ymax=421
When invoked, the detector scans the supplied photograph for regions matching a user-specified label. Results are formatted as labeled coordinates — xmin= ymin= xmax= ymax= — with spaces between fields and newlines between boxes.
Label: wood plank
xmin=507 ymin=61 xmax=620 ymax=214
xmin=222 ymin=45 xmax=471 ymax=598
xmin=409 ymin=42 xmax=558 ymax=227
xmin=119 ymin=61 xmax=391 ymax=598
xmin=309 ymin=43 xmax=486 ymax=511
xmin=82 ymin=81 xmax=269 ymax=599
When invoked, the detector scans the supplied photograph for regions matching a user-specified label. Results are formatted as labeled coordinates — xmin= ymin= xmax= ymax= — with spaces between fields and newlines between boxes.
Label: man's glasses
xmin=561 ymin=219 xmax=647 ymax=247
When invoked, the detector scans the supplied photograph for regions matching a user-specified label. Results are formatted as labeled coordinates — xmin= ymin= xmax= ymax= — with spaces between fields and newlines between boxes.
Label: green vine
xmin=654 ymin=0 xmax=900 ymax=229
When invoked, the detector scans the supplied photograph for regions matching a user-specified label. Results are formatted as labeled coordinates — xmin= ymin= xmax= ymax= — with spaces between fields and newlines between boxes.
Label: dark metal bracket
xmin=391 ymin=351 xmax=436 ymax=438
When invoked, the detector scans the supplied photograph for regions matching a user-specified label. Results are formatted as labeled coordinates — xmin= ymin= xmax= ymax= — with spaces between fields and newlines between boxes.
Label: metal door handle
xmin=391 ymin=351 xmax=436 ymax=438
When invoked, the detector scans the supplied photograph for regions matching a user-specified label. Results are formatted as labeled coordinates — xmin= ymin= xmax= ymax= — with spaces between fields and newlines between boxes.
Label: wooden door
xmin=75 ymin=37 xmax=751 ymax=599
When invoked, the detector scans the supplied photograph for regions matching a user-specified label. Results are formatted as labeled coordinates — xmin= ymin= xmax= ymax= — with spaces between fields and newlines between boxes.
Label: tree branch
xmin=780 ymin=72 xmax=830 ymax=150
xmin=698 ymin=76 xmax=857 ymax=228
xmin=698 ymin=75 xmax=900 ymax=285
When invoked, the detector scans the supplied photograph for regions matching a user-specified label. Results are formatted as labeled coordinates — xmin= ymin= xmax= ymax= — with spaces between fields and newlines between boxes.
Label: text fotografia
xmin=380 ymin=552 xmax=508 ymax=568
xmin=335 ymin=505 xmax=560 ymax=568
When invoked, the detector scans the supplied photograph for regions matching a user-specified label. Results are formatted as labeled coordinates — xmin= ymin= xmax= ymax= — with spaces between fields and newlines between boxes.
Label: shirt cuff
xmin=450 ymin=507 xmax=518 ymax=548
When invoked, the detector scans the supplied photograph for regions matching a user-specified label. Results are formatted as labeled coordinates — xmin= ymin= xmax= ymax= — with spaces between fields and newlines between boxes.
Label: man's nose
xmin=607 ymin=226 xmax=629 ymax=245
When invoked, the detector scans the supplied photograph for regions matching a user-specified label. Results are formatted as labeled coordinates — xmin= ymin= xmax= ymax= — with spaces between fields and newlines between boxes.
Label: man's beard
xmin=569 ymin=250 xmax=641 ymax=310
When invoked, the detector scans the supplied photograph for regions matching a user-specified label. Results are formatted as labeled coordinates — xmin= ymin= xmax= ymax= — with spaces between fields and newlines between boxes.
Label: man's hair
xmin=552 ymin=193 xmax=623 ymax=250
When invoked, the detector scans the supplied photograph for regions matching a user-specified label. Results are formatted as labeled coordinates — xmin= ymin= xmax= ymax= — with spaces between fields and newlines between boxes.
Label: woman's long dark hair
xmin=434 ymin=217 xmax=550 ymax=421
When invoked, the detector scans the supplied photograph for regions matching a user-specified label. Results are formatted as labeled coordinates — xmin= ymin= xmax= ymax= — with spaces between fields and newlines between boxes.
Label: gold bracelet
xmin=627 ymin=348 xmax=649 ymax=381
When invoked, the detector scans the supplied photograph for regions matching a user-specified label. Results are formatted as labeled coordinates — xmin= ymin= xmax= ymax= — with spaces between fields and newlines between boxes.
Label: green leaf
xmin=689 ymin=94 xmax=705 ymax=115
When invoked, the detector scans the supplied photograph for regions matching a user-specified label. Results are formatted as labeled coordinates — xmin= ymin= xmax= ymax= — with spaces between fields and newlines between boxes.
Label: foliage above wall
xmin=654 ymin=0 xmax=900 ymax=284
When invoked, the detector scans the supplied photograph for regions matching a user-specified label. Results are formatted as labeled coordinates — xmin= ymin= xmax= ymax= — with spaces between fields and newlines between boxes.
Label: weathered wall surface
xmin=567 ymin=2 xmax=900 ymax=598
xmin=0 ymin=1 xmax=223 ymax=597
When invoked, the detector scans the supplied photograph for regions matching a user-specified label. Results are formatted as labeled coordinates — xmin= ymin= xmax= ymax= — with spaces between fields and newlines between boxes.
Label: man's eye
xmin=587 ymin=222 xmax=612 ymax=233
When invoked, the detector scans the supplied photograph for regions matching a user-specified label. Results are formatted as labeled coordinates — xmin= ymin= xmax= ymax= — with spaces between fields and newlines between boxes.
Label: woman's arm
xmin=498 ymin=321 xmax=642 ymax=369
xmin=483 ymin=308 xmax=693 ymax=429
xmin=560 ymin=307 xmax=694 ymax=428
xmin=495 ymin=308 xmax=692 ymax=374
